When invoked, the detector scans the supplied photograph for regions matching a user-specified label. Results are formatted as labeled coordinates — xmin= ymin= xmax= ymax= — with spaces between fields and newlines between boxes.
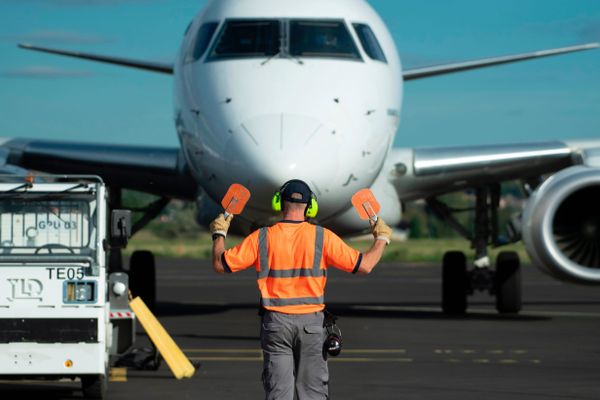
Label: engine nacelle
xmin=522 ymin=166 xmax=600 ymax=284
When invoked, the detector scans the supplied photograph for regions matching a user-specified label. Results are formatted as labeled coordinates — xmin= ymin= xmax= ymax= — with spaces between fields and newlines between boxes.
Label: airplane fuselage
xmin=173 ymin=0 xmax=403 ymax=231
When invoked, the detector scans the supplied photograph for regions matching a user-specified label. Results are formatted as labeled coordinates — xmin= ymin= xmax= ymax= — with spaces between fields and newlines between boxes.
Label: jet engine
xmin=522 ymin=166 xmax=600 ymax=284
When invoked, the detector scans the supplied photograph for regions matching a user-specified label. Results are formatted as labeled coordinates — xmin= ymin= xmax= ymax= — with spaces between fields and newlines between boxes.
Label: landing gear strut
xmin=428 ymin=185 xmax=522 ymax=314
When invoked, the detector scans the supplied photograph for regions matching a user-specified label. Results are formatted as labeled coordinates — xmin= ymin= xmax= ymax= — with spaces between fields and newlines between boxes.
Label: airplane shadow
xmin=153 ymin=301 xmax=554 ymax=321
xmin=154 ymin=301 xmax=257 ymax=317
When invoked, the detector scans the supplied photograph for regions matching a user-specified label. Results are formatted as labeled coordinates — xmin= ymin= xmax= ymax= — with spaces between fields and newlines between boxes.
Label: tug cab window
xmin=191 ymin=22 xmax=219 ymax=61
xmin=209 ymin=20 xmax=280 ymax=59
xmin=352 ymin=23 xmax=387 ymax=63
xmin=289 ymin=20 xmax=361 ymax=60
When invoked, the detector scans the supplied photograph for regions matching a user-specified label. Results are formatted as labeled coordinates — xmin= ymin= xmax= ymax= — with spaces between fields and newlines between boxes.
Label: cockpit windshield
xmin=208 ymin=19 xmax=361 ymax=61
xmin=210 ymin=20 xmax=280 ymax=59
xmin=289 ymin=20 xmax=361 ymax=60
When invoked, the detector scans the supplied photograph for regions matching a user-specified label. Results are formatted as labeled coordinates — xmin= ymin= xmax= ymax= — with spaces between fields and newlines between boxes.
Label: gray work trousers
xmin=261 ymin=310 xmax=328 ymax=400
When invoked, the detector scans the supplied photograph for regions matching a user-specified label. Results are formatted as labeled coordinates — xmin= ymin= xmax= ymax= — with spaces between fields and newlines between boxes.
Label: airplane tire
xmin=442 ymin=251 xmax=467 ymax=314
xmin=495 ymin=251 xmax=521 ymax=313
xmin=129 ymin=250 xmax=156 ymax=311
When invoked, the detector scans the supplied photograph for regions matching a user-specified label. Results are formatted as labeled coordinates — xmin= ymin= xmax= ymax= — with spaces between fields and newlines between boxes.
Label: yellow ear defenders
xmin=272 ymin=180 xmax=319 ymax=218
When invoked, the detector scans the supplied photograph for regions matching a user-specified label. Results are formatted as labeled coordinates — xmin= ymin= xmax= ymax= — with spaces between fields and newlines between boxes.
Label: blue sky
xmin=0 ymin=0 xmax=598 ymax=148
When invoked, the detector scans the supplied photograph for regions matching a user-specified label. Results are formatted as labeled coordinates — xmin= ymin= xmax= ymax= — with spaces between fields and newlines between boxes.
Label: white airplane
xmin=7 ymin=0 xmax=600 ymax=314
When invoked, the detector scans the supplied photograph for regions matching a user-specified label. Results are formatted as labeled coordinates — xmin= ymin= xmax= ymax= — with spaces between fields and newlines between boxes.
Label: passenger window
xmin=289 ymin=20 xmax=361 ymax=60
xmin=352 ymin=23 xmax=387 ymax=63
xmin=191 ymin=22 xmax=219 ymax=61
xmin=209 ymin=20 xmax=280 ymax=59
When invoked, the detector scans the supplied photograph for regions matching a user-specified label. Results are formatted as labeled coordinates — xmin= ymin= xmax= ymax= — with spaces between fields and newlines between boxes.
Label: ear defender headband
xmin=271 ymin=180 xmax=319 ymax=218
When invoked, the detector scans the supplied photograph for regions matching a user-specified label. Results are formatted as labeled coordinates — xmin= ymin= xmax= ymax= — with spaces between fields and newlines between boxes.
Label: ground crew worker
xmin=210 ymin=179 xmax=392 ymax=400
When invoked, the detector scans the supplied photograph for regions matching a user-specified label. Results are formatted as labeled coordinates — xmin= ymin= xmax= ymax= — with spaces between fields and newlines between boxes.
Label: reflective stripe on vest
xmin=257 ymin=225 xmax=325 ymax=307
xmin=262 ymin=295 xmax=325 ymax=307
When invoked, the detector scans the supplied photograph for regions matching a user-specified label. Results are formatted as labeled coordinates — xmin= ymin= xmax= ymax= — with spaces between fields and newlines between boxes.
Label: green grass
xmin=125 ymin=231 xmax=529 ymax=263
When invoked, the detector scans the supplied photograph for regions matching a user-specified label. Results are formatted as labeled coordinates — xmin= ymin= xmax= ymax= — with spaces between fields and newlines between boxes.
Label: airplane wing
xmin=0 ymin=138 xmax=196 ymax=199
xmin=385 ymin=140 xmax=596 ymax=201
xmin=18 ymin=43 xmax=173 ymax=74
xmin=19 ymin=42 xmax=599 ymax=79
xmin=403 ymin=43 xmax=599 ymax=81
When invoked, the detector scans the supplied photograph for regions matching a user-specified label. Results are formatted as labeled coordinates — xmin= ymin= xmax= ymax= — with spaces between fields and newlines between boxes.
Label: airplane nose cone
xmin=227 ymin=113 xmax=341 ymax=206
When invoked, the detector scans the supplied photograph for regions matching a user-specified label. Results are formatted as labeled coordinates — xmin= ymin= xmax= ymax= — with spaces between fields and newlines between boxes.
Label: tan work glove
xmin=210 ymin=213 xmax=233 ymax=238
xmin=371 ymin=218 xmax=392 ymax=245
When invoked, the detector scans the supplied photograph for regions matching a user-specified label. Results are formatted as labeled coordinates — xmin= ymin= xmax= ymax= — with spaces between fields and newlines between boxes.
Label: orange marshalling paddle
xmin=351 ymin=188 xmax=380 ymax=223
xmin=221 ymin=183 xmax=251 ymax=218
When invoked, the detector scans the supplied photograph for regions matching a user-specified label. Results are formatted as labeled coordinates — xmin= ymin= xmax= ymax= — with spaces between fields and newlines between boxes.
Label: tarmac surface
xmin=2 ymin=257 xmax=600 ymax=399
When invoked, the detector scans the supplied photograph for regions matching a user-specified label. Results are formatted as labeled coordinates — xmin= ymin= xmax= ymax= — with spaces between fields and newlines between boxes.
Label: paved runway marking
xmin=184 ymin=348 xmax=407 ymax=354
xmin=184 ymin=349 xmax=261 ymax=353
xmin=337 ymin=349 xmax=407 ymax=354
xmin=187 ymin=356 xmax=413 ymax=363
xmin=183 ymin=348 xmax=541 ymax=365
xmin=329 ymin=357 xmax=413 ymax=363
xmin=184 ymin=349 xmax=411 ymax=363
xmin=433 ymin=348 xmax=541 ymax=365
xmin=109 ymin=368 xmax=127 ymax=382
xmin=189 ymin=356 xmax=263 ymax=361
xmin=351 ymin=305 xmax=600 ymax=318
xmin=511 ymin=349 xmax=528 ymax=354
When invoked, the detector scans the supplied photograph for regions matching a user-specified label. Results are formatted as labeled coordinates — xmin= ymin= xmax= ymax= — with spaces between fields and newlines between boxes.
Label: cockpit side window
xmin=191 ymin=22 xmax=219 ymax=62
xmin=289 ymin=20 xmax=361 ymax=60
xmin=208 ymin=20 xmax=280 ymax=60
xmin=352 ymin=23 xmax=387 ymax=63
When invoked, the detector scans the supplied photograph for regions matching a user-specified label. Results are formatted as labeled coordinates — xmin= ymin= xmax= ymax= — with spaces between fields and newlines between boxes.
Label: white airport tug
xmin=0 ymin=176 xmax=135 ymax=399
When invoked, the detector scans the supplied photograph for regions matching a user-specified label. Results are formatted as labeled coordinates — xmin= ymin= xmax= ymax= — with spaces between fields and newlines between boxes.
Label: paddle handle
xmin=223 ymin=197 xmax=239 ymax=219
xmin=362 ymin=202 xmax=378 ymax=223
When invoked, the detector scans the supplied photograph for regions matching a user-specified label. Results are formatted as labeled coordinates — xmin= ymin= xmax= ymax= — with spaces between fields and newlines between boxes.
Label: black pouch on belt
xmin=323 ymin=310 xmax=343 ymax=357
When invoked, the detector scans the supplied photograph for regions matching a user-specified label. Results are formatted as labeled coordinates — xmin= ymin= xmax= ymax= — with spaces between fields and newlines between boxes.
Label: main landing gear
xmin=428 ymin=185 xmax=522 ymax=314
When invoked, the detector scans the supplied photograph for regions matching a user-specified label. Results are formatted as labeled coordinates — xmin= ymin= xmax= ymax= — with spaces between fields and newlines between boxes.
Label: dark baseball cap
xmin=281 ymin=180 xmax=312 ymax=204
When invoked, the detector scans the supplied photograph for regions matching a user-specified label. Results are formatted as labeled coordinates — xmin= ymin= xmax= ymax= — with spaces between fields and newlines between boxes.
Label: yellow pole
xmin=129 ymin=296 xmax=195 ymax=379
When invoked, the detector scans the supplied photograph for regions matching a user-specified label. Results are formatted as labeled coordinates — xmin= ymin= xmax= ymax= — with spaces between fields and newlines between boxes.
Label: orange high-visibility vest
xmin=223 ymin=221 xmax=361 ymax=314
xmin=257 ymin=224 xmax=326 ymax=314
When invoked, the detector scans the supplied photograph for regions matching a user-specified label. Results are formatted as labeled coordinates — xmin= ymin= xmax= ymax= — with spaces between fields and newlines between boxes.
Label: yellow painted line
xmin=331 ymin=357 xmax=413 ymax=363
xmin=472 ymin=359 xmax=491 ymax=364
xmin=445 ymin=359 xmax=462 ymax=363
xmin=109 ymin=367 xmax=127 ymax=382
xmin=498 ymin=359 xmax=519 ymax=364
xmin=189 ymin=356 xmax=263 ymax=361
xmin=332 ymin=349 xmax=407 ymax=354
xmin=511 ymin=349 xmax=528 ymax=354
xmin=188 ymin=356 xmax=413 ymax=363
xmin=529 ymin=359 xmax=542 ymax=364
xmin=462 ymin=349 xmax=476 ymax=354
xmin=184 ymin=349 xmax=261 ymax=353
xmin=487 ymin=350 xmax=505 ymax=354
xmin=184 ymin=348 xmax=407 ymax=354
